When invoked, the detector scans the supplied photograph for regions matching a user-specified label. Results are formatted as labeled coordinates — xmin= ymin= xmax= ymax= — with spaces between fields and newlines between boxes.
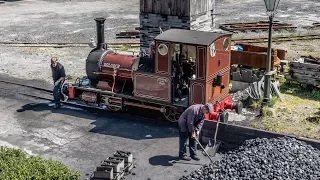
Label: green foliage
xmin=269 ymin=96 xmax=278 ymax=108
xmin=0 ymin=147 xmax=81 ymax=180
xmin=279 ymin=77 xmax=320 ymax=101
xmin=262 ymin=118 xmax=282 ymax=132
xmin=250 ymin=99 xmax=262 ymax=109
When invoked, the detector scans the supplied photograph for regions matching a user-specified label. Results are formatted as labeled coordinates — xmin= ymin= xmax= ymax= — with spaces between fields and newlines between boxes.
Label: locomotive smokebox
xmin=86 ymin=18 xmax=114 ymax=85
xmin=95 ymin=17 xmax=106 ymax=50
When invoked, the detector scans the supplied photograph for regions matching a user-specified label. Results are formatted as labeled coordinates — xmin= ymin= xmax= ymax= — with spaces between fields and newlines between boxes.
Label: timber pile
xmin=219 ymin=21 xmax=297 ymax=33
xmin=116 ymin=28 xmax=140 ymax=39
xmin=286 ymin=56 xmax=320 ymax=87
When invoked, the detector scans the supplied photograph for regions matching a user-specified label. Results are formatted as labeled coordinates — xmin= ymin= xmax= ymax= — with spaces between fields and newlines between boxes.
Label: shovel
xmin=202 ymin=113 xmax=224 ymax=158
xmin=194 ymin=137 xmax=215 ymax=164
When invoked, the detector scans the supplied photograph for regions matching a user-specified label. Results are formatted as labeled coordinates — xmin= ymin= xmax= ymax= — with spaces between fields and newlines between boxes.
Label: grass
xmin=250 ymin=76 xmax=320 ymax=139
xmin=0 ymin=147 xmax=81 ymax=180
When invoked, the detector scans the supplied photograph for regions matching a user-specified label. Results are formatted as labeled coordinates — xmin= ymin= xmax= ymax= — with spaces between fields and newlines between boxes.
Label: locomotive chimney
xmin=94 ymin=17 xmax=106 ymax=50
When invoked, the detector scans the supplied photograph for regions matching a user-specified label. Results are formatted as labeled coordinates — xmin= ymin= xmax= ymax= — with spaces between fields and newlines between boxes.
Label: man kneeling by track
xmin=178 ymin=103 xmax=213 ymax=161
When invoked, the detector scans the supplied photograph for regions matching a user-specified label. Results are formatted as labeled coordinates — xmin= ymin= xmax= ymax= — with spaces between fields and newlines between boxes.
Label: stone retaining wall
xmin=200 ymin=120 xmax=320 ymax=150
xmin=139 ymin=12 xmax=212 ymax=54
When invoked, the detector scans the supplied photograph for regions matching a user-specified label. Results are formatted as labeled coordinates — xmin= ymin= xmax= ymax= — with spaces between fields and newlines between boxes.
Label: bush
xmin=0 ymin=147 xmax=81 ymax=180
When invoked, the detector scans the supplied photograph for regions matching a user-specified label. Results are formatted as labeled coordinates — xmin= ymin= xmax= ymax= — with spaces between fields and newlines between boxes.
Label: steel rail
xmin=0 ymin=34 xmax=319 ymax=47
xmin=0 ymin=79 xmax=167 ymax=123
xmin=0 ymin=80 xmax=52 ymax=93
xmin=235 ymin=34 xmax=320 ymax=43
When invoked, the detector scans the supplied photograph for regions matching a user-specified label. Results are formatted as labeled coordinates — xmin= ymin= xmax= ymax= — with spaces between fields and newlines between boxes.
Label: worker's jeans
xmin=53 ymin=81 xmax=63 ymax=106
xmin=179 ymin=130 xmax=197 ymax=157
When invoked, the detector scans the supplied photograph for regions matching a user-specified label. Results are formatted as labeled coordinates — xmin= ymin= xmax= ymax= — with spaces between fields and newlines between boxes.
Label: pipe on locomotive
xmin=94 ymin=17 xmax=106 ymax=50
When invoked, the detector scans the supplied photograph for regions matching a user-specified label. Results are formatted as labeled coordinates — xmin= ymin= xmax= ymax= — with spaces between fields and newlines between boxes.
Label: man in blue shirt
xmin=178 ymin=103 xmax=213 ymax=161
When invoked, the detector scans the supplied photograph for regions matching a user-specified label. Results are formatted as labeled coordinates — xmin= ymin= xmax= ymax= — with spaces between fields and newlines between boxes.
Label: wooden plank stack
xmin=285 ymin=56 xmax=320 ymax=87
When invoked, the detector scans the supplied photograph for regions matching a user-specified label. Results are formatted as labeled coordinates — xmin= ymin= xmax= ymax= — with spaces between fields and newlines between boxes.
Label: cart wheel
xmin=162 ymin=106 xmax=181 ymax=123
xmin=220 ymin=112 xmax=229 ymax=123
xmin=235 ymin=101 xmax=243 ymax=114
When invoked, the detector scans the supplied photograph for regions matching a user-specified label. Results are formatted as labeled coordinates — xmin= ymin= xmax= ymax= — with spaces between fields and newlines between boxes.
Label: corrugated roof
xmin=154 ymin=29 xmax=231 ymax=46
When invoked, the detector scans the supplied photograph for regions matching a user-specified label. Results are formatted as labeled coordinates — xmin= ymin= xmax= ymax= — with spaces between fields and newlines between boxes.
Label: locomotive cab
xmin=132 ymin=29 xmax=242 ymax=121
xmin=135 ymin=29 xmax=232 ymax=106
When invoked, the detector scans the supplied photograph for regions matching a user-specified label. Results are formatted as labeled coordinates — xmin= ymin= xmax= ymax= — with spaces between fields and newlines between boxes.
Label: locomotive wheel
xmin=162 ymin=106 xmax=181 ymax=123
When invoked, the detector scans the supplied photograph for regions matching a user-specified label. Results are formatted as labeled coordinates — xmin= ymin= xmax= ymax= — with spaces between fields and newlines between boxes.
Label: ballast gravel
xmin=180 ymin=137 xmax=320 ymax=180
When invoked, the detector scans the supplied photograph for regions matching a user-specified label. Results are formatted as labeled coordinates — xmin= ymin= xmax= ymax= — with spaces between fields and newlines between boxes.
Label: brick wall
xmin=139 ymin=12 xmax=213 ymax=55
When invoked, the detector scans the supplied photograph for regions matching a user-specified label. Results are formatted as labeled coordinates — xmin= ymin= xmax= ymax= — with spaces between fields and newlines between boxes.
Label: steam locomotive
xmin=64 ymin=17 xmax=243 ymax=122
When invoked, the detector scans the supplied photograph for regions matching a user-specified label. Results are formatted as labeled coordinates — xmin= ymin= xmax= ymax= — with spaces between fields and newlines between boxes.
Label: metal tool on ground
xmin=194 ymin=137 xmax=214 ymax=164
xmin=203 ymin=113 xmax=223 ymax=158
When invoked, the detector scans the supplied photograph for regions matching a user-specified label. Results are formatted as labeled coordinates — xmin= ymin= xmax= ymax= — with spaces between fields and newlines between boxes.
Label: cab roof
xmin=154 ymin=29 xmax=231 ymax=46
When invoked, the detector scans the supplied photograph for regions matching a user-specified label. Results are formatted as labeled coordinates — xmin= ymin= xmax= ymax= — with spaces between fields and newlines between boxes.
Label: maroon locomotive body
xmin=65 ymin=18 xmax=242 ymax=122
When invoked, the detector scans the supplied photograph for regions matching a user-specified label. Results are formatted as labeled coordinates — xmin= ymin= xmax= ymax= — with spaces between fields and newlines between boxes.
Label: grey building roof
xmin=154 ymin=29 xmax=232 ymax=46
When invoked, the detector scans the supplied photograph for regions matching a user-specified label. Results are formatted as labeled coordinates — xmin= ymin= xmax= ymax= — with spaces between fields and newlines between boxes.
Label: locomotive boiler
xmin=65 ymin=17 xmax=243 ymax=122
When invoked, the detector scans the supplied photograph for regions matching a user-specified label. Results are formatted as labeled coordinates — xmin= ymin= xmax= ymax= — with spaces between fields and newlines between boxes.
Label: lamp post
xmin=262 ymin=0 xmax=280 ymax=106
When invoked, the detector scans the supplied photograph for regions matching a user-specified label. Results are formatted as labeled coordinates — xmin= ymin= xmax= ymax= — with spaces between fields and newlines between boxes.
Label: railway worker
xmin=178 ymin=103 xmax=213 ymax=161
xmin=50 ymin=57 xmax=66 ymax=109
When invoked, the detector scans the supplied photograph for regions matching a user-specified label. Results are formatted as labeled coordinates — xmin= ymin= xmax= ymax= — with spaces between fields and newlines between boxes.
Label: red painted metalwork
xmin=197 ymin=47 xmax=205 ymax=79
xmin=206 ymin=71 xmax=230 ymax=103
xmin=80 ymin=91 xmax=97 ymax=103
xmin=100 ymin=53 xmax=140 ymax=83
xmin=133 ymin=72 xmax=171 ymax=103
xmin=190 ymin=80 xmax=205 ymax=105
xmin=231 ymin=43 xmax=283 ymax=69
xmin=156 ymin=42 xmax=170 ymax=73
xmin=96 ymin=81 xmax=121 ymax=92
xmin=205 ymin=96 xmax=235 ymax=121
xmin=68 ymin=86 xmax=75 ymax=99
xmin=206 ymin=37 xmax=231 ymax=77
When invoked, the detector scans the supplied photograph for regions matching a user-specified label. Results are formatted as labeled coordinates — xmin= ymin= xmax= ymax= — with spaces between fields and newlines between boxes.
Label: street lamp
xmin=262 ymin=0 xmax=280 ymax=106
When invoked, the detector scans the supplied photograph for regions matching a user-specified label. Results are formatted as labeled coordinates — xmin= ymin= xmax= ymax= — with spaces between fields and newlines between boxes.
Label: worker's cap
xmin=204 ymin=103 xmax=213 ymax=114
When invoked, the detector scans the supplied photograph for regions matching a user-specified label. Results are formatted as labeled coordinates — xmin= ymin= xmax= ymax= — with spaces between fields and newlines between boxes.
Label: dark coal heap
xmin=180 ymin=137 xmax=320 ymax=180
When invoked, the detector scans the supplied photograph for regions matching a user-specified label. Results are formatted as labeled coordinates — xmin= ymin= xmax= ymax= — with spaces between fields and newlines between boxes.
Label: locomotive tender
xmin=65 ymin=18 xmax=243 ymax=122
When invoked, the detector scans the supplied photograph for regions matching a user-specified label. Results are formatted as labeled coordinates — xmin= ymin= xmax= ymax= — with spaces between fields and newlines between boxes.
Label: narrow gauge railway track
xmin=0 ymin=79 xmax=168 ymax=124
xmin=0 ymin=42 xmax=140 ymax=48
xmin=234 ymin=34 xmax=320 ymax=43
xmin=1 ymin=79 xmax=320 ymax=151
xmin=0 ymin=80 xmax=52 ymax=93
xmin=0 ymin=34 xmax=319 ymax=48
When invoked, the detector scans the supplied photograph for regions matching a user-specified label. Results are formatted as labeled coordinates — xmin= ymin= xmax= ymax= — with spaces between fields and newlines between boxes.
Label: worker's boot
xmin=191 ymin=155 xmax=200 ymax=161
xmin=179 ymin=155 xmax=191 ymax=161
xmin=53 ymin=103 xmax=61 ymax=109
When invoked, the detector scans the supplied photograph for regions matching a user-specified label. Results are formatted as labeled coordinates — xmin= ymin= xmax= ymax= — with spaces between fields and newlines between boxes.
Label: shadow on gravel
xmin=149 ymin=155 xmax=176 ymax=166
xmin=16 ymin=102 xmax=178 ymax=140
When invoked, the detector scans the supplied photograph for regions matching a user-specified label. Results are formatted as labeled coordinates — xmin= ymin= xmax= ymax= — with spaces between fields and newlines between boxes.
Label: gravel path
xmin=0 ymin=0 xmax=139 ymax=44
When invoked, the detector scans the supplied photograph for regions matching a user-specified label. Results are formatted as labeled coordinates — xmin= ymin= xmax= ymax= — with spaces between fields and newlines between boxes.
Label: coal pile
xmin=180 ymin=137 xmax=320 ymax=180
